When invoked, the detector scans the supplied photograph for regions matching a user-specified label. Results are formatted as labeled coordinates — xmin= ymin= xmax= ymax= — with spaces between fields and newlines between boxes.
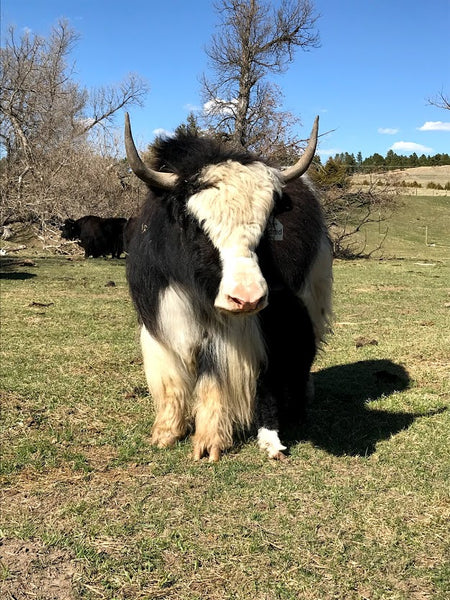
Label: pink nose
xmin=226 ymin=295 xmax=264 ymax=312
xmin=225 ymin=283 xmax=267 ymax=313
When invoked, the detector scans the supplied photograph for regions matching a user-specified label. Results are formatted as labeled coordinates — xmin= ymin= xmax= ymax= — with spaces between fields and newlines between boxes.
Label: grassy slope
xmin=1 ymin=197 xmax=449 ymax=599
xmin=352 ymin=164 xmax=450 ymax=189
xmin=364 ymin=194 xmax=450 ymax=259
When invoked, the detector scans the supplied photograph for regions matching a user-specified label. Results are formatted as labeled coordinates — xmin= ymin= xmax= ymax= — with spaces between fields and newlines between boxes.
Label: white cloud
xmin=318 ymin=148 xmax=342 ymax=157
xmin=153 ymin=128 xmax=174 ymax=138
xmin=378 ymin=127 xmax=399 ymax=135
xmin=183 ymin=103 xmax=202 ymax=112
xmin=390 ymin=141 xmax=433 ymax=153
xmin=203 ymin=98 xmax=237 ymax=116
xmin=418 ymin=121 xmax=450 ymax=132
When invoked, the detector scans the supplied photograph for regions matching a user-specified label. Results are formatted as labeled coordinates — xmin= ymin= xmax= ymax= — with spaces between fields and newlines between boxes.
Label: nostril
xmin=226 ymin=294 xmax=266 ymax=312
xmin=256 ymin=295 xmax=267 ymax=309
xmin=227 ymin=295 xmax=245 ymax=308
xmin=252 ymin=295 xmax=267 ymax=311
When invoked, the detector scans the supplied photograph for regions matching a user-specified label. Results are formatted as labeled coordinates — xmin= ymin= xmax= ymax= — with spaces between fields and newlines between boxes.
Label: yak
xmin=61 ymin=216 xmax=127 ymax=258
xmin=124 ymin=112 xmax=332 ymax=461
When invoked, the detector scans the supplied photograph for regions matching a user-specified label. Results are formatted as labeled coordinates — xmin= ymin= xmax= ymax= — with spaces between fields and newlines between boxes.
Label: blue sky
xmin=2 ymin=0 xmax=449 ymax=160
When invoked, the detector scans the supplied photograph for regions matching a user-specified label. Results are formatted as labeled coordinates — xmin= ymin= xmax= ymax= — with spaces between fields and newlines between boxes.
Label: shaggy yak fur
xmin=125 ymin=121 xmax=332 ymax=461
xmin=61 ymin=216 xmax=127 ymax=258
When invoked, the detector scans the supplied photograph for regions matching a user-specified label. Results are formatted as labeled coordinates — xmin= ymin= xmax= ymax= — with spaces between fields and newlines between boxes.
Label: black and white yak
xmin=124 ymin=113 xmax=332 ymax=461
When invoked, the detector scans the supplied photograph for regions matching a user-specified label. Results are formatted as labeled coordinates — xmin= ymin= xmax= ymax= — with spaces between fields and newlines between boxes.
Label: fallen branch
xmin=2 ymin=244 xmax=27 ymax=252
xmin=335 ymin=319 xmax=379 ymax=326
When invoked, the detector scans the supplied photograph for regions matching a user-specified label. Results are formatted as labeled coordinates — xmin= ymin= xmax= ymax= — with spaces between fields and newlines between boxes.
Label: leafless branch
xmin=201 ymin=0 xmax=320 ymax=153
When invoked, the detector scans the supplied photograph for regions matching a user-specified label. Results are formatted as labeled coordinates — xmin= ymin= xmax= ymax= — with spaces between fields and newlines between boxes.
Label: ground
xmin=1 ymin=538 xmax=78 ymax=600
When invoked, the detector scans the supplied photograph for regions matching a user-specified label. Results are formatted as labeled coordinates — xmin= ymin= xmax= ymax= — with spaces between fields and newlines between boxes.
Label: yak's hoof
xmin=151 ymin=429 xmax=179 ymax=448
xmin=192 ymin=441 xmax=222 ymax=462
xmin=271 ymin=450 xmax=287 ymax=461
xmin=257 ymin=427 xmax=287 ymax=460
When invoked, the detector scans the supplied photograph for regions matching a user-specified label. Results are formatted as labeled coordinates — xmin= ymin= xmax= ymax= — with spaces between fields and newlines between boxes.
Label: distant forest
xmin=323 ymin=150 xmax=450 ymax=172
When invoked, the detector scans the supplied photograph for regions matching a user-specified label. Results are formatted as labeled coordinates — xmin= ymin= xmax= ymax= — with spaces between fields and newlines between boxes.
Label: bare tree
xmin=309 ymin=158 xmax=398 ymax=258
xmin=201 ymin=0 xmax=319 ymax=154
xmin=0 ymin=20 xmax=148 ymax=225
xmin=427 ymin=90 xmax=450 ymax=111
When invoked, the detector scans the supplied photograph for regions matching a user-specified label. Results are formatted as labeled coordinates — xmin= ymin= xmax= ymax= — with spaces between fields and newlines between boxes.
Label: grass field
xmin=1 ymin=195 xmax=449 ymax=599
xmin=360 ymin=194 xmax=450 ymax=260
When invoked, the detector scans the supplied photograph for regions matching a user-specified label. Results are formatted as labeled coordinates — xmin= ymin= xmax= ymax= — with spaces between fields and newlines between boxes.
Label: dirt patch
xmin=0 ymin=539 xmax=79 ymax=599
xmin=355 ymin=336 xmax=379 ymax=348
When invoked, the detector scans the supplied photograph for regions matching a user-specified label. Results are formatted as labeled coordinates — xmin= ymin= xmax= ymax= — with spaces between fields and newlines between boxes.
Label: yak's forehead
xmin=187 ymin=160 xmax=282 ymax=253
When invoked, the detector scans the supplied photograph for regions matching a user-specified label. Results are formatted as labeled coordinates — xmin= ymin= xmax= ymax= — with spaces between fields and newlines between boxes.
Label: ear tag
xmin=268 ymin=218 xmax=284 ymax=241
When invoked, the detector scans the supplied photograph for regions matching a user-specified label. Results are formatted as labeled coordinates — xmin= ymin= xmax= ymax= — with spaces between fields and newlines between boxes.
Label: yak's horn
xmin=124 ymin=112 xmax=177 ymax=189
xmin=279 ymin=116 xmax=319 ymax=183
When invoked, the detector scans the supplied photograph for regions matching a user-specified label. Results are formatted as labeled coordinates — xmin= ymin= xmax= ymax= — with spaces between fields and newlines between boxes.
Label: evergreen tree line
xmin=323 ymin=150 xmax=450 ymax=173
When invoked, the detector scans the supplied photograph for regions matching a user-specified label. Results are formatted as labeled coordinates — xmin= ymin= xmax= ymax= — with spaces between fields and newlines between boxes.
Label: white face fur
xmin=187 ymin=160 xmax=283 ymax=314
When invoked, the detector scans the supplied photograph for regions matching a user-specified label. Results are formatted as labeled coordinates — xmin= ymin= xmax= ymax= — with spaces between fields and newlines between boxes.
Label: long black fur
xmin=126 ymin=133 xmax=325 ymax=441
xmin=61 ymin=215 xmax=126 ymax=258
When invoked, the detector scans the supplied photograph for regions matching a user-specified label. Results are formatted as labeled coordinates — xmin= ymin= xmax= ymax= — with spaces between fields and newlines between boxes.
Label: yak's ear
xmin=124 ymin=113 xmax=178 ymax=190
xmin=272 ymin=190 xmax=293 ymax=216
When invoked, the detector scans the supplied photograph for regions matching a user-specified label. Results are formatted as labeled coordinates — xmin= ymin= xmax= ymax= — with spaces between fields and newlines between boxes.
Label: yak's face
xmin=187 ymin=160 xmax=282 ymax=315
xmin=60 ymin=219 xmax=79 ymax=240
xmin=124 ymin=113 xmax=319 ymax=317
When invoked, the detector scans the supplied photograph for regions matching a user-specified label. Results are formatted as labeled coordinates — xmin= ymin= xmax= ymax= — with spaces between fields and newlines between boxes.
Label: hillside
xmin=352 ymin=165 xmax=450 ymax=195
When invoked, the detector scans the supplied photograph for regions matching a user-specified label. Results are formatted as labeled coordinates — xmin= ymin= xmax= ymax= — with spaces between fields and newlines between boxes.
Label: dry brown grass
xmin=352 ymin=165 xmax=450 ymax=196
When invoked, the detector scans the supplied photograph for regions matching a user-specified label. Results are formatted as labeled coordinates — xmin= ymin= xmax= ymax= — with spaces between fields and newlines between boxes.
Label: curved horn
xmin=279 ymin=116 xmax=319 ymax=183
xmin=124 ymin=112 xmax=177 ymax=189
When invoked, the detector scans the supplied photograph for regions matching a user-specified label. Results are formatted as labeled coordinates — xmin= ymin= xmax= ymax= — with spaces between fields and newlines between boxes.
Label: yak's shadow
xmin=0 ymin=258 xmax=37 ymax=280
xmin=284 ymin=359 xmax=445 ymax=457
xmin=0 ymin=270 xmax=36 ymax=280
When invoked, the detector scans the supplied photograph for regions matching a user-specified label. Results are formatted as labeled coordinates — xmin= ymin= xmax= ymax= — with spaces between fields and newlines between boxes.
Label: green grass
xmin=1 ymin=198 xmax=449 ymax=599
xmin=358 ymin=194 xmax=450 ymax=260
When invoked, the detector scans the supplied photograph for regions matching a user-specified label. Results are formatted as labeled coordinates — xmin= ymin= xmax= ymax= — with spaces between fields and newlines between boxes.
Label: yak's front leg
xmin=192 ymin=375 xmax=234 ymax=462
xmin=141 ymin=326 xmax=194 ymax=448
xmin=255 ymin=381 xmax=287 ymax=460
